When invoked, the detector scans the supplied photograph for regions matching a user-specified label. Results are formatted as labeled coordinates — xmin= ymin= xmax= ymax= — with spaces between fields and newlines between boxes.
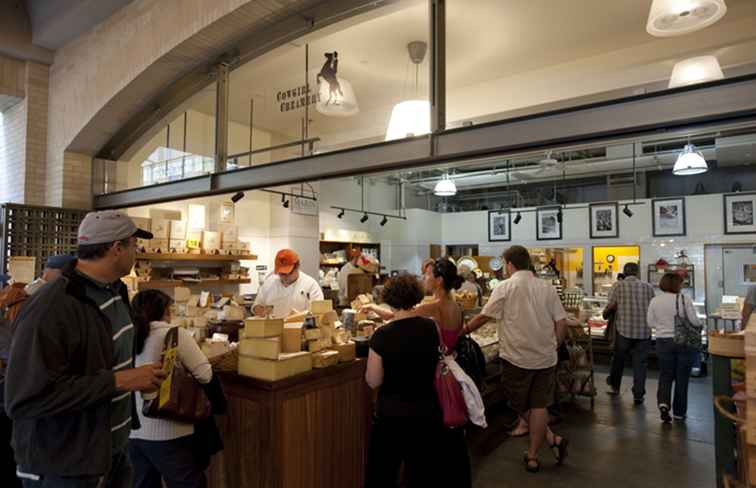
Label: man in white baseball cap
xmin=5 ymin=210 xmax=164 ymax=488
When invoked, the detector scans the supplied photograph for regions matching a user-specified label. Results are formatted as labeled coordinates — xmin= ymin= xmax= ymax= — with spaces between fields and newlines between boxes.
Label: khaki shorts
xmin=500 ymin=359 xmax=556 ymax=414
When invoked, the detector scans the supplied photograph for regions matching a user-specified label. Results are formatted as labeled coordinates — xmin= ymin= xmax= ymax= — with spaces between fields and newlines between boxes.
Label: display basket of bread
xmin=454 ymin=290 xmax=477 ymax=310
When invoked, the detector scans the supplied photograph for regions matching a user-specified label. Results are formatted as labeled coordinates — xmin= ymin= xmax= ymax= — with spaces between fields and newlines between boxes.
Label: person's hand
xmin=253 ymin=304 xmax=273 ymax=317
xmin=114 ymin=364 xmax=166 ymax=393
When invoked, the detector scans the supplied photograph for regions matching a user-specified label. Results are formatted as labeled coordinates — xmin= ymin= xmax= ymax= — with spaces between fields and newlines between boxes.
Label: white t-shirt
xmin=481 ymin=270 xmax=567 ymax=369
xmin=647 ymin=292 xmax=700 ymax=339
xmin=337 ymin=262 xmax=363 ymax=305
xmin=254 ymin=272 xmax=324 ymax=318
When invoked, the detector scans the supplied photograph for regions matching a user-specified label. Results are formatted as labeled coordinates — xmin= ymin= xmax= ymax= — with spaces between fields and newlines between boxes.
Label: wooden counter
xmin=208 ymin=359 xmax=372 ymax=488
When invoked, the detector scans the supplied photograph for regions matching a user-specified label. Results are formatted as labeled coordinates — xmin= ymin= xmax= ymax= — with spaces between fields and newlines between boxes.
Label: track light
xmin=557 ymin=208 xmax=563 ymax=223
xmin=337 ymin=209 xmax=345 ymax=219
xmin=513 ymin=212 xmax=522 ymax=225
xmin=380 ymin=215 xmax=388 ymax=226
xmin=231 ymin=192 xmax=245 ymax=203
xmin=623 ymin=204 xmax=634 ymax=218
xmin=360 ymin=213 xmax=369 ymax=223
xmin=281 ymin=194 xmax=290 ymax=208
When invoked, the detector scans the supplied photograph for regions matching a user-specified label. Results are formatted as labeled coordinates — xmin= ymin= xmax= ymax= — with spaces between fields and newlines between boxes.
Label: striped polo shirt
xmin=77 ymin=271 xmax=134 ymax=454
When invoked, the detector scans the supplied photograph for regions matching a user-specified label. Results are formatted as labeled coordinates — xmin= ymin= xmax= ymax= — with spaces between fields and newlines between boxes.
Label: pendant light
xmin=668 ymin=55 xmax=724 ymax=88
xmin=434 ymin=174 xmax=457 ymax=197
xmin=386 ymin=41 xmax=430 ymax=141
xmin=673 ymin=143 xmax=708 ymax=175
xmin=646 ymin=0 xmax=727 ymax=37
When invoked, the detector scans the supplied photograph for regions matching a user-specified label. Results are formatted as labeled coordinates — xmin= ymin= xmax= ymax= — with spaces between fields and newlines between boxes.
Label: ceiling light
xmin=673 ymin=143 xmax=708 ymax=175
xmin=231 ymin=191 xmax=245 ymax=203
xmin=337 ymin=209 xmax=345 ymax=219
xmin=360 ymin=213 xmax=369 ymax=223
xmin=386 ymin=42 xmax=430 ymax=141
xmin=281 ymin=194 xmax=290 ymax=208
xmin=380 ymin=215 xmax=388 ymax=226
xmin=647 ymin=0 xmax=727 ymax=37
xmin=513 ymin=212 xmax=522 ymax=225
xmin=668 ymin=55 xmax=724 ymax=88
xmin=623 ymin=204 xmax=634 ymax=218
xmin=434 ymin=174 xmax=457 ymax=197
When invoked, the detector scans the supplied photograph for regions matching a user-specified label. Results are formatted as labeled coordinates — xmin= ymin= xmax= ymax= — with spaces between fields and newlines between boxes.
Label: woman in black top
xmin=365 ymin=273 xmax=470 ymax=487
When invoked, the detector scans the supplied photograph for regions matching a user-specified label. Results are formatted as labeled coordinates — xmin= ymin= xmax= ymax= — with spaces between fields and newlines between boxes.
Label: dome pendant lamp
xmin=433 ymin=174 xmax=457 ymax=197
xmin=386 ymin=41 xmax=431 ymax=141
xmin=647 ymin=0 xmax=727 ymax=37
xmin=668 ymin=55 xmax=724 ymax=88
xmin=673 ymin=143 xmax=708 ymax=175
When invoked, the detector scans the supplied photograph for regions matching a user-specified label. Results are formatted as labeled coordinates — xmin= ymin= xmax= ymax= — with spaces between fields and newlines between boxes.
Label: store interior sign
xmin=291 ymin=187 xmax=318 ymax=216
xmin=316 ymin=51 xmax=359 ymax=117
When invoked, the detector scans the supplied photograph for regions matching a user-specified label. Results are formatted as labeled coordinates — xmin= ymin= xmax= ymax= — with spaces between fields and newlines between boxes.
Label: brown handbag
xmin=143 ymin=327 xmax=212 ymax=423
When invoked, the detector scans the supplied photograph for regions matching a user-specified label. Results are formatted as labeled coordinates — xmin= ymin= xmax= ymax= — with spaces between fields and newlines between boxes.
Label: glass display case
xmin=581 ymin=296 xmax=609 ymax=337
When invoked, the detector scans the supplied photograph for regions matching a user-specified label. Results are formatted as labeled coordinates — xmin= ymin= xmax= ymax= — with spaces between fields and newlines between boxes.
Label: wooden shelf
xmin=137 ymin=253 xmax=258 ymax=262
xmin=137 ymin=279 xmax=251 ymax=289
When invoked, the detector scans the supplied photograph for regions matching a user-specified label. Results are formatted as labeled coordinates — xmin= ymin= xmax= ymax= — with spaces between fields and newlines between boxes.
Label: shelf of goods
xmin=137 ymin=279 xmax=251 ymax=289
xmin=136 ymin=253 xmax=258 ymax=261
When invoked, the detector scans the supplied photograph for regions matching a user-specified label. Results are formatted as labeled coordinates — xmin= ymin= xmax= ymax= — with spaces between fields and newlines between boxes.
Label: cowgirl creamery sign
xmin=277 ymin=85 xmax=320 ymax=113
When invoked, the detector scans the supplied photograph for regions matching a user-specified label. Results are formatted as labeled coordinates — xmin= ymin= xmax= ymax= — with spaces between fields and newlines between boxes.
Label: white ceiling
xmin=187 ymin=0 xmax=756 ymax=149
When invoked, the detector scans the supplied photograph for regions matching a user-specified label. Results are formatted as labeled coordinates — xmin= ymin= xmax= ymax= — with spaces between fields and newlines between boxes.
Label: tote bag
xmin=143 ymin=327 xmax=212 ymax=423
xmin=674 ymin=294 xmax=702 ymax=350
xmin=433 ymin=324 xmax=467 ymax=428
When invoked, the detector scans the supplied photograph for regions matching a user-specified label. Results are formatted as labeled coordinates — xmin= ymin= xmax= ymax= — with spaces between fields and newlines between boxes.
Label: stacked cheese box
xmin=237 ymin=299 xmax=357 ymax=381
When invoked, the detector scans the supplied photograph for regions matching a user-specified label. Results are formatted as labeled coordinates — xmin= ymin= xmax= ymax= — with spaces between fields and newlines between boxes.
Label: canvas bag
xmin=674 ymin=293 xmax=702 ymax=349
xmin=143 ymin=327 xmax=212 ymax=423
xmin=433 ymin=324 xmax=468 ymax=428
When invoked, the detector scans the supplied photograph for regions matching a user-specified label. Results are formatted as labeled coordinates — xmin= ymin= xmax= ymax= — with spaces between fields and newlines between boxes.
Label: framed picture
xmin=536 ymin=206 xmax=562 ymax=240
xmin=652 ymin=198 xmax=686 ymax=237
xmin=589 ymin=202 xmax=619 ymax=238
xmin=724 ymin=192 xmax=756 ymax=234
xmin=488 ymin=210 xmax=511 ymax=242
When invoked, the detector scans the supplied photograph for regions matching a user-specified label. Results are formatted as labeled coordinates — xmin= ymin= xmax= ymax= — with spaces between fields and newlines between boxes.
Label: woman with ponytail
xmin=128 ymin=289 xmax=218 ymax=488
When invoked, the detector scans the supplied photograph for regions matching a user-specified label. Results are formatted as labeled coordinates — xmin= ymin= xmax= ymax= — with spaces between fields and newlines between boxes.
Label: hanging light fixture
xmin=380 ymin=215 xmax=388 ymax=226
xmin=623 ymin=204 xmax=634 ymax=218
xmin=337 ymin=208 xmax=345 ymax=219
xmin=668 ymin=55 xmax=724 ymax=88
xmin=513 ymin=212 xmax=522 ymax=225
xmin=673 ymin=143 xmax=709 ymax=175
xmin=386 ymin=41 xmax=430 ymax=141
xmin=646 ymin=0 xmax=727 ymax=37
xmin=433 ymin=174 xmax=457 ymax=197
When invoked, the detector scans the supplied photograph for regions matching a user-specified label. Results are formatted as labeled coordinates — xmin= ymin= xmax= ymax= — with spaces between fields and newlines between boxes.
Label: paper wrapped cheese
xmin=310 ymin=299 xmax=333 ymax=315
xmin=239 ymin=337 xmax=281 ymax=360
xmin=237 ymin=351 xmax=313 ymax=381
xmin=244 ymin=317 xmax=283 ymax=338
xmin=282 ymin=323 xmax=303 ymax=353
xmin=312 ymin=350 xmax=339 ymax=368
xmin=332 ymin=342 xmax=356 ymax=362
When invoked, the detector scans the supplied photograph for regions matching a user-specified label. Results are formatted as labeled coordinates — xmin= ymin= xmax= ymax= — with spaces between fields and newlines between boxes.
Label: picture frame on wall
xmin=488 ymin=210 xmax=511 ymax=242
xmin=589 ymin=202 xmax=619 ymax=239
xmin=724 ymin=192 xmax=756 ymax=234
xmin=652 ymin=197 xmax=686 ymax=237
xmin=536 ymin=206 xmax=562 ymax=240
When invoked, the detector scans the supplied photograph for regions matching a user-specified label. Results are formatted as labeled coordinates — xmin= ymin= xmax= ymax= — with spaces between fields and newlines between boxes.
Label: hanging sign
xmin=315 ymin=51 xmax=359 ymax=117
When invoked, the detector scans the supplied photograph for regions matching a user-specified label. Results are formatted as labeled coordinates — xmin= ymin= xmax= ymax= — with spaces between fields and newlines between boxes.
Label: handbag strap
xmin=676 ymin=293 xmax=689 ymax=322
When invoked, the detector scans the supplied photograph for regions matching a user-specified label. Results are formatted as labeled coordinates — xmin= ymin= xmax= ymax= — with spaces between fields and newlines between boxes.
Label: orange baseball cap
xmin=275 ymin=249 xmax=300 ymax=274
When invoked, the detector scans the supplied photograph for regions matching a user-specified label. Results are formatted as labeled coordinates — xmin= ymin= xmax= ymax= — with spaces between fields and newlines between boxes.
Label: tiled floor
xmin=469 ymin=366 xmax=715 ymax=488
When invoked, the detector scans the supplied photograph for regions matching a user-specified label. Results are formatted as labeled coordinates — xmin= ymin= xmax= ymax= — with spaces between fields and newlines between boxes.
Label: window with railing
xmin=141 ymin=147 xmax=214 ymax=186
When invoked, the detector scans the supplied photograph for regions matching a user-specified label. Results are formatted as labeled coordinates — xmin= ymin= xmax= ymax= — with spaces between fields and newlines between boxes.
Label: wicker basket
xmin=708 ymin=331 xmax=745 ymax=358
xmin=209 ymin=348 xmax=239 ymax=372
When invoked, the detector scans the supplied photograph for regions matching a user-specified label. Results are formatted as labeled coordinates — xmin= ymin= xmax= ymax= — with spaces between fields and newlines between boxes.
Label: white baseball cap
xmin=78 ymin=210 xmax=153 ymax=245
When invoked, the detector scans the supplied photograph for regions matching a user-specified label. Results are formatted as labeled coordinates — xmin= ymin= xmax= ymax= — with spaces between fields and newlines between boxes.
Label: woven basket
xmin=209 ymin=348 xmax=239 ymax=372
xmin=708 ymin=332 xmax=745 ymax=358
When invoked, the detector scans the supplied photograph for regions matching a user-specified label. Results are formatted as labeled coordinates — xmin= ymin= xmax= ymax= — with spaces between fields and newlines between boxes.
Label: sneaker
xmin=673 ymin=414 xmax=686 ymax=421
xmin=659 ymin=405 xmax=671 ymax=423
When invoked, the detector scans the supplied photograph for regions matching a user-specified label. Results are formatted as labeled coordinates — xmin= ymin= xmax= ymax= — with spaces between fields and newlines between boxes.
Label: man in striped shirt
xmin=5 ymin=211 xmax=165 ymax=488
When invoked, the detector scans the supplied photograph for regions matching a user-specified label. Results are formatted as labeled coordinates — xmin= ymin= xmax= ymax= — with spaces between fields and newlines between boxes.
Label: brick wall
xmin=0 ymin=97 xmax=27 ymax=203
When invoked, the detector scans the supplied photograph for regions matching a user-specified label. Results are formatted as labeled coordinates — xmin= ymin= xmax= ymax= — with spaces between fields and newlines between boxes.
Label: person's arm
xmin=646 ymin=299 xmax=658 ymax=330
xmin=554 ymin=318 xmax=568 ymax=346
xmin=549 ymin=286 xmax=569 ymax=345
xmin=461 ymin=313 xmax=494 ymax=335
xmin=178 ymin=328 xmax=213 ymax=384
xmin=365 ymin=348 xmax=384 ymax=389
xmin=462 ymin=284 xmax=506 ymax=335
xmin=363 ymin=303 xmax=395 ymax=321
xmin=5 ymin=298 xmax=162 ymax=420
xmin=252 ymin=279 xmax=270 ymax=316
xmin=684 ymin=295 xmax=702 ymax=327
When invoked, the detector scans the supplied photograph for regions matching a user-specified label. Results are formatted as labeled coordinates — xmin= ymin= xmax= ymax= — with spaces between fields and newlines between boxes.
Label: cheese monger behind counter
xmin=252 ymin=249 xmax=323 ymax=319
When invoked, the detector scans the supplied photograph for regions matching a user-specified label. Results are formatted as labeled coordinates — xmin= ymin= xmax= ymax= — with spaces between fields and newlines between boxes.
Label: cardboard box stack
xmin=238 ymin=317 xmax=313 ymax=381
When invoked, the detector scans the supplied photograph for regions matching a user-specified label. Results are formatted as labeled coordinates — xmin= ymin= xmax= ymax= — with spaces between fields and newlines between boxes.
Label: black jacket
xmin=3 ymin=261 xmax=139 ymax=476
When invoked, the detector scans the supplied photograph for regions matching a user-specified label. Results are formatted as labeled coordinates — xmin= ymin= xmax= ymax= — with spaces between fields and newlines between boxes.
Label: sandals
xmin=550 ymin=436 xmax=570 ymax=466
xmin=523 ymin=452 xmax=540 ymax=473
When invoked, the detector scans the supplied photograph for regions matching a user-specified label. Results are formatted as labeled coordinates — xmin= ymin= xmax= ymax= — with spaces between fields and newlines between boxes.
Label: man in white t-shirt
xmin=253 ymin=249 xmax=324 ymax=319
xmin=462 ymin=245 xmax=569 ymax=472
xmin=337 ymin=249 xmax=364 ymax=306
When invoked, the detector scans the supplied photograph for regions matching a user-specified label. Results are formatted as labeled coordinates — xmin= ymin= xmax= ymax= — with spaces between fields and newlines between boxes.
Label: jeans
xmin=128 ymin=437 xmax=207 ymax=488
xmin=19 ymin=451 xmax=132 ymax=488
xmin=365 ymin=416 xmax=471 ymax=488
xmin=656 ymin=338 xmax=696 ymax=417
xmin=608 ymin=333 xmax=651 ymax=400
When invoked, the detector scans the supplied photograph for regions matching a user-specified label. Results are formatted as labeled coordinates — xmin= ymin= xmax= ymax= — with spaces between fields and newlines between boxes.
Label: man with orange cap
xmin=253 ymin=249 xmax=323 ymax=318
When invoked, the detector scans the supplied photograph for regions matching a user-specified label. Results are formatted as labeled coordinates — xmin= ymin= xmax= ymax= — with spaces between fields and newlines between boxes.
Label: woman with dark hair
xmin=128 ymin=289 xmax=215 ymax=488
xmin=364 ymin=258 xmax=465 ymax=351
xmin=647 ymin=272 xmax=700 ymax=423
xmin=365 ymin=273 xmax=470 ymax=487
